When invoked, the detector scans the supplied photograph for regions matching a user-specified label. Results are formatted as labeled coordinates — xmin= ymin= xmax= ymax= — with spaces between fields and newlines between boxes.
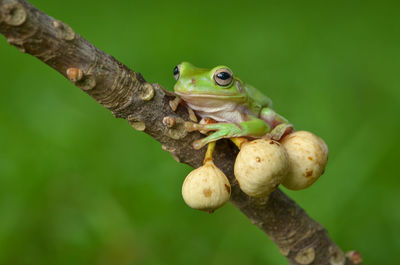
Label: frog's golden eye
xmin=214 ymin=68 xmax=233 ymax=87
xmin=173 ymin=65 xmax=180 ymax=80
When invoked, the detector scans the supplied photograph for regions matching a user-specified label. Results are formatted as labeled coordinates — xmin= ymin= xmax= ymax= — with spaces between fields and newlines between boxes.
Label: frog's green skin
xmin=173 ymin=62 xmax=293 ymax=149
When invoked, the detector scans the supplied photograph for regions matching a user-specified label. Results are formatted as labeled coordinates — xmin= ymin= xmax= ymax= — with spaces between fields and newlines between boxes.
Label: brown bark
xmin=0 ymin=1 xmax=362 ymax=264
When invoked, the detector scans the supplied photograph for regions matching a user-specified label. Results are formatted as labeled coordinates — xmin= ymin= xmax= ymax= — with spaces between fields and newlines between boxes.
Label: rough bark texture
xmin=0 ymin=1 xmax=362 ymax=264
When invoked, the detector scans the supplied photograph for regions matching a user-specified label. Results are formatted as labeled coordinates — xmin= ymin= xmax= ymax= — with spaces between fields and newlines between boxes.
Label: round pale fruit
xmin=182 ymin=161 xmax=231 ymax=212
xmin=280 ymin=131 xmax=328 ymax=190
xmin=234 ymin=139 xmax=289 ymax=197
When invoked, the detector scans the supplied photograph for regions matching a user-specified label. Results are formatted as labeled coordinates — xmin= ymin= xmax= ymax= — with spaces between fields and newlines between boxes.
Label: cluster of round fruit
xmin=182 ymin=131 xmax=328 ymax=212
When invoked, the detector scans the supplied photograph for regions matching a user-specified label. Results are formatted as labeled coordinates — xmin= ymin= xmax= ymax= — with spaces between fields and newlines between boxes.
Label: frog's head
xmin=173 ymin=62 xmax=246 ymax=102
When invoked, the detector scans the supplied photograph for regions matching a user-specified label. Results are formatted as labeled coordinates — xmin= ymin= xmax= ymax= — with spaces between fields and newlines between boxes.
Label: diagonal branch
xmin=0 ymin=1 xmax=362 ymax=264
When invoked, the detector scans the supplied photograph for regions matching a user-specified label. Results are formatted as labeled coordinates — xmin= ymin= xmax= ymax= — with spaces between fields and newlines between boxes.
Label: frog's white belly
xmin=182 ymin=96 xmax=246 ymax=124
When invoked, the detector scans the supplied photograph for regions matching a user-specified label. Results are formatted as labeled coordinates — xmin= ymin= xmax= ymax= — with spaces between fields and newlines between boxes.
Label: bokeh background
xmin=1 ymin=0 xmax=399 ymax=264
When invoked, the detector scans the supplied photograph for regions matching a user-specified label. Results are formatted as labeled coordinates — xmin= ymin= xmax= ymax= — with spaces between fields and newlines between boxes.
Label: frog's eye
xmin=173 ymin=65 xmax=180 ymax=80
xmin=214 ymin=68 xmax=233 ymax=87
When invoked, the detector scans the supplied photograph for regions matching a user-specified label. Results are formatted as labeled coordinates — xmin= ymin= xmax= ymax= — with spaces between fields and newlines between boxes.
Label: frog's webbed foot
xmin=268 ymin=123 xmax=294 ymax=141
xmin=169 ymin=96 xmax=182 ymax=112
xmin=169 ymin=96 xmax=198 ymax=122
xmin=186 ymin=122 xmax=243 ymax=149
xmin=260 ymin=107 xmax=294 ymax=141
xmin=187 ymin=107 xmax=198 ymax=122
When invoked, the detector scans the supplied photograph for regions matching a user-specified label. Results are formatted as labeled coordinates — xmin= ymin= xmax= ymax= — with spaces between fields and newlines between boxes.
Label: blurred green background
xmin=1 ymin=0 xmax=399 ymax=264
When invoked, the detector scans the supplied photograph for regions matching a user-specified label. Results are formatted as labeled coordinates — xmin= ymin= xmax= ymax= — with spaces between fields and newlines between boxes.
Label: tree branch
xmin=0 ymin=1 xmax=362 ymax=264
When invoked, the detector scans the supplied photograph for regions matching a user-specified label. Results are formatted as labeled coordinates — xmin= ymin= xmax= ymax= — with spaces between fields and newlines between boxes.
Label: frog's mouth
xmin=175 ymin=91 xmax=246 ymax=101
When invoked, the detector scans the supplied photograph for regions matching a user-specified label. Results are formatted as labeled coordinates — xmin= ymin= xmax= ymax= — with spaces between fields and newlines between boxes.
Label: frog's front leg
xmin=186 ymin=117 xmax=270 ymax=150
xmin=169 ymin=96 xmax=198 ymax=122
xmin=169 ymin=96 xmax=182 ymax=112
xmin=260 ymin=107 xmax=294 ymax=140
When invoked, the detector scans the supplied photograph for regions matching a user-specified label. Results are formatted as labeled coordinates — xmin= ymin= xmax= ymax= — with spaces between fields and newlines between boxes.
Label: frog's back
xmin=244 ymin=83 xmax=273 ymax=110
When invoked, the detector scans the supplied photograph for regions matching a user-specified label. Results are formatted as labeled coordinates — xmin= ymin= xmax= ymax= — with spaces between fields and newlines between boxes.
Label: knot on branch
xmin=329 ymin=246 xmax=346 ymax=265
xmin=295 ymin=247 xmax=315 ymax=265
xmin=127 ymin=114 xmax=146 ymax=131
xmin=346 ymin=251 xmax=363 ymax=265
xmin=1 ymin=0 xmax=26 ymax=26
xmin=52 ymin=20 xmax=75 ymax=41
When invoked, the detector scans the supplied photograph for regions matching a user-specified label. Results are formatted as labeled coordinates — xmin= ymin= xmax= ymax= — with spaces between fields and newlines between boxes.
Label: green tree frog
xmin=171 ymin=62 xmax=293 ymax=149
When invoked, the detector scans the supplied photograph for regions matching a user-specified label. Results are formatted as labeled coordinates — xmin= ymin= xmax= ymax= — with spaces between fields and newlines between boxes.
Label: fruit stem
xmin=230 ymin=137 xmax=248 ymax=149
xmin=203 ymin=141 xmax=216 ymax=164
